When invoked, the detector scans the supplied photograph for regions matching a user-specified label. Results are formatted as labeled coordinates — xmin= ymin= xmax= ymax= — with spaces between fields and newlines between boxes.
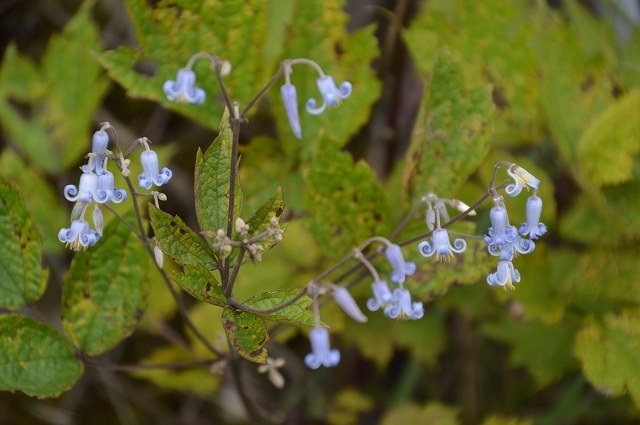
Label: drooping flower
xmin=385 ymin=244 xmax=416 ymax=284
xmin=418 ymin=228 xmax=467 ymax=261
xmin=384 ymin=288 xmax=424 ymax=321
xmin=487 ymin=254 xmax=521 ymax=290
xmin=519 ymin=195 xmax=547 ymax=240
xmin=332 ymin=287 xmax=367 ymax=323
xmin=81 ymin=130 xmax=110 ymax=174
xmin=484 ymin=199 xmax=518 ymax=252
xmin=58 ymin=219 xmax=100 ymax=251
xmin=163 ymin=69 xmax=206 ymax=104
xmin=506 ymin=164 xmax=540 ymax=197
xmin=306 ymin=75 xmax=352 ymax=115
xmin=96 ymin=170 xmax=127 ymax=204
xmin=304 ymin=327 xmax=340 ymax=369
xmin=138 ymin=149 xmax=172 ymax=190
xmin=366 ymin=280 xmax=395 ymax=311
xmin=281 ymin=84 xmax=302 ymax=139
xmin=64 ymin=172 xmax=99 ymax=203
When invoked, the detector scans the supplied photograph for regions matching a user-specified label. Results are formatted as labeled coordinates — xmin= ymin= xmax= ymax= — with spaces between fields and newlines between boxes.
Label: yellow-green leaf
xmin=0 ymin=173 xmax=48 ymax=309
xmin=0 ymin=314 xmax=83 ymax=398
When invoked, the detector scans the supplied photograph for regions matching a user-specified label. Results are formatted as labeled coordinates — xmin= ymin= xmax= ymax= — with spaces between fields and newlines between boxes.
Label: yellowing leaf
xmin=575 ymin=310 xmax=640 ymax=406
xmin=578 ymin=90 xmax=640 ymax=187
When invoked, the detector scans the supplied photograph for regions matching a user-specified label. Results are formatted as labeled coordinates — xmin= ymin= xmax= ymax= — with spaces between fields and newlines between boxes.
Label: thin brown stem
xmin=225 ymin=248 xmax=245 ymax=298
xmin=240 ymin=64 xmax=285 ymax=117
xmin=227 ymin=288 xmax=308 ymax=315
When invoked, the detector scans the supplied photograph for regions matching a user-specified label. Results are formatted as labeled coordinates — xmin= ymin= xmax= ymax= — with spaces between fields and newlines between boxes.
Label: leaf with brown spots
xmin=0 ymin=173 xmax=48 ymax=309
xmin=221 ymin=307 xmax=268 ymax=364
xmin=62 ymin=210 xmax=149 ymax=356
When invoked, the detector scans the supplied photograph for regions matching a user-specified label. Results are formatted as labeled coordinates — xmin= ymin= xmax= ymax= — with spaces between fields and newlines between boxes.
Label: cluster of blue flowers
xmin=485 ymin=165 xmax=546 ymax=289
xmin=59 ymin=127 xmax=172 ymax=250
xmin=159 ymin=53 xmax=548 ymax=372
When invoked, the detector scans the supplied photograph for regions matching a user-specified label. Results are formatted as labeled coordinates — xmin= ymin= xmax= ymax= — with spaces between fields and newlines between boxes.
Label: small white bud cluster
xmin=268 ymin=216 xmax=284 ymax=242
xmin=235 ymin=217 xmax=249 ymax=238
xmin=212 ymin=229 xmax=233 ymax=257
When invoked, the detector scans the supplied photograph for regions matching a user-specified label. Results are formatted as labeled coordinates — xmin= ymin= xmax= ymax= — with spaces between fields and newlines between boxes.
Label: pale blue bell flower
xmin=484 ymin=204 xmax=518 ymax=252
xmin=418 ymin=228 xmax=467 ymax=261
xmin=366 ymin=280 xmax=394 ymax=311
xmin=487 ymin=259 xmax=521 ymax=290
xmin=385 ymin=244 xmax=416 ymax=284
xmin=280 ymin=84 xmax=302 ymax=139
xmin=506 ymin=164 xmax=540 ymax=197
xmin=58 ymin=219 xmax=100 ymax=251
xmin=306 ymin=75 xmax=352 ymax=115
xmin=163 ymin=69 xmax=206 ymax=104
xmin=64 ymin=172 xmax=99 ymax=203
xmin=332 ymin=287 xmax=367 ymax=323
xmin=384 ymin=288 xmax=424 ymax=320
xmin=492 ymin=230 xmax=535 ymax=256
xmin=138 ymin=150 xmax=172 ymax=190
xmin=519 ymin=195 xmax=547 ymax=240
xmin=304 ymin=327 xmax=340 ymax=369
xmin=96 ymin=171 xmax=127 ymax=204
xmin=82 ymin=130 xmax=110 ymax=174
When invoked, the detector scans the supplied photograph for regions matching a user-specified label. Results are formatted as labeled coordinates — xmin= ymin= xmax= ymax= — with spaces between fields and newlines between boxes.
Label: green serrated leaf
xmin=194 ymin=108 xmax=242 ymax=241
xmin=0 ymin=1 xmax=108 ymax=173
xmin=380 ymin=402 xmax=460 ymax=425
xmin=403 ymin=0 xmax=539 ymax=143
xmin=98 ymin=0 xmax=272 ymax=128
xmin=535 ymin=2 xmax=615 ymax=168
xmin=0 ymin=173 xmax=48 ymax=309
xmin=243 ymin=289 xmax=314 ymax=326
xmin=403 ymin=50 xmax=493 ymax=205
xmin=482 ymin=318 xmax=578 ymax=387
xmin=149 ymin=204 xmax=218 ymax=270
xmin=305 ymin=135 xmax=389 ymax=260
xmin=171 ymin=263 xmax=226 ymax=307
xmin=62 ymin=211 xmax=149 ymax=356
xmin=221 ymin=308 xmax=268 ymax=364
xmin=560 ymin=249 xmax=640 ymax=313
xmin=0 ymin=150 xmax=67 ymax=254
xmin=575 ymin=310 xmax=640 ymax=406
xmin=578 ymin=90 xmax=640 ymax=187
xmin=0 ymin=314 xmax=84 ymax=398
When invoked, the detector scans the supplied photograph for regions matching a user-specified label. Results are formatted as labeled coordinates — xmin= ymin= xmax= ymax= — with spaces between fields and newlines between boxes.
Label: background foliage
xmin=0 ymin=0 xmax=640 ymax=424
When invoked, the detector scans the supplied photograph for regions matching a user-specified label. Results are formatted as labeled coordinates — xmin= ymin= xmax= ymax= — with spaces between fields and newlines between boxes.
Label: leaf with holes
xmin=402 ymin=50 xmax=493 ymax=205
xmin=0 ymin=173 xmax=48 ymax=309
xmin=62 ymin=211 xmax=149 ymax=356
xmin=0 ymin=315 xmax=84 ymax=398
xmin=149 ymin=203 xmax=217 ymax=270
xmin=221 ymin=308 xmax=268 ymax=364
xmin=305 ymin=135 xmax=389 ymax=260
xmin=171 ymin=263 xmax=226 ymax=308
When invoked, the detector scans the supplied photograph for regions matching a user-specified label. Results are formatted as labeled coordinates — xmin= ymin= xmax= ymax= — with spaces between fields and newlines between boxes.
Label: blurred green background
xmin=1 ymin=0 xmax=640 ymax=423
